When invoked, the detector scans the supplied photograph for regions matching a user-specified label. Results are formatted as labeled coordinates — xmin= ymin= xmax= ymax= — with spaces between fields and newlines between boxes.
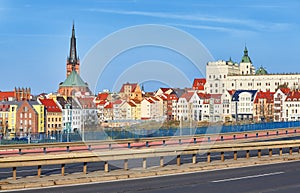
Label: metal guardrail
xmin=0 ymin=127 xmax=299 ymax=155
xmin=1 ymin=139 xmax=300 ymax=180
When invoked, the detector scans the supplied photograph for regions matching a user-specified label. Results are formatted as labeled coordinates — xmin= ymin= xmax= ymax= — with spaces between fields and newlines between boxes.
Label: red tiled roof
xmin=96 ymin=101 xmax=107 ymax=106
xmin=179 ymin=92 xmax=194 ymax=101
xmin=286 ymin=91 xmax=300 ymax=101
xmin=227 ymin=90 xmax=236 ymax=95
xmin=280 ymin=88 xmax=290 ymax=94
xmin=113 ymin=100 xmax=123 ymax=105
xmin=127 ymin=101 xmax=136 ymax=107
xmin=0 ymin=91 xmax=14 ymax=101
xmin=96 ymin=93 xmax=109 ymax=101
xmin=39 ymin=99 xmax=62 ymax=112
xmin=119 ymin=83 xmax=138 ymax=93
xmin=254 ymin=91 xmax=275 ymax=103
xmin=192 ymin=78 xmax=206 ymax=90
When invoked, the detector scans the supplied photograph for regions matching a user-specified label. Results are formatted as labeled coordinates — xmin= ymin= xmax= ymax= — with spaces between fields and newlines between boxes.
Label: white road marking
xmin=211 ymin=171 xmax=284 ymax=183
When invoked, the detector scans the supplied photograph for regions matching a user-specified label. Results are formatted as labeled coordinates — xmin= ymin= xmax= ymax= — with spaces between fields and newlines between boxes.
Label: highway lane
xmin=5 ymin=160 xmax=300 ymax=193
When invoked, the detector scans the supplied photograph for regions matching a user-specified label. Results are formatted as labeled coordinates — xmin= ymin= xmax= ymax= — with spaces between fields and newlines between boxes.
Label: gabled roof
xmin=113 ymin=100 xmax=123 ymax=105
xmin=119 ymin=83 xmax=138 ymax=92
xmin=60 ymin=70 xmax=87 ymax=87
xmin=179 ymin=92 xmax=194 ymax=101
xmin=254 ymin=91 xmax=274 ymax=103
xmin=78 ymin=97 xmax=96 ymax=109
xmin=39 ymin=98 xmax=62 ymax=112
xmin=280 ymin=88 xmax=290 ymax=94
xmin=96 ymin=93 xmax=109 ymax=101
xmin=67 ymin=97 xmax=81 ymax=109
xmin=127 ymin=101 xmax=136 ymax=107
xmin=192 ymin=78 xmax=206 ymax=90
xmin=286 ymin=91 xmax=300 ymax=101
xmin=0 ymin=91 xmax=15 ymax=101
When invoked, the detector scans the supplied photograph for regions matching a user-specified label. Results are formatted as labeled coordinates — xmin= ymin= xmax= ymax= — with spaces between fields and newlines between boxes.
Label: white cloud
xmin=170 ymin=23 xmax=257 ymax=36
xmin=85 ymin=8 xmax=291 ymax=32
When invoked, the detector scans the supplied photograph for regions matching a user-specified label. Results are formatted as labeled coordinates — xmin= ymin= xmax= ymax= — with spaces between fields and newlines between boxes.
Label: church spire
xmin=69 ymin=22 xmax=78 ymax=65
xmin=66 ymin=22 xmax=80 ymax=77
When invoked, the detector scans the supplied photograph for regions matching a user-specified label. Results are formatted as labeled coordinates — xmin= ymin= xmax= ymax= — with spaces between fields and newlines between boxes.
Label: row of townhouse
xmin=0 ymin=94 xmax=98 ymax=138
xmin=94 ymin=84 xmax=300 ymax=125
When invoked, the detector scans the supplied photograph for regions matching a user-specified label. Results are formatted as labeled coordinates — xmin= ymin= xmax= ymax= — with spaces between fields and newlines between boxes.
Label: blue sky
xmin=0 ymin=0 xmax=299 ymax=94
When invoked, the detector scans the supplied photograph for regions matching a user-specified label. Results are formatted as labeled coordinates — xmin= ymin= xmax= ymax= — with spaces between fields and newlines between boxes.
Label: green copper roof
xmin=60 ymin=70 xmax=87 ymax=87
xmin=256 ymin=66 xmax=268 ymax=75
xmin=241 ymin=46 xmax=252 ymax=63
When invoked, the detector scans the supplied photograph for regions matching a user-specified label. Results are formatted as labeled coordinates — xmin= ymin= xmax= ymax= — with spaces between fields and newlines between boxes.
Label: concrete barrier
xmin=1 ymin=139 xmax=300 ymax=180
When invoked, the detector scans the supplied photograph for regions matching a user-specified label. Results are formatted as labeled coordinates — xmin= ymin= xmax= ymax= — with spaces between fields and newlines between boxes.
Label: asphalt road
xmin=4 ymin=160 xmax=300 ymax=193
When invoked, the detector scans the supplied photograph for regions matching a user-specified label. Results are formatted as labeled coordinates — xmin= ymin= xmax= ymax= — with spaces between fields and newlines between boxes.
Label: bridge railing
xmin=0 ymin=128 xmax=300 ymax=155
xmin=1 ymin=127 xmax=300 ymax=155
xmin=1 ymin=138 xmax=300 ymax=180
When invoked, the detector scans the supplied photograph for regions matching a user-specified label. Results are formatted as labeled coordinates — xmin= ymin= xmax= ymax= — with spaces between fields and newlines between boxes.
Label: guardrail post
xmin=193 ymin=138 xmax=197 ymax=144
xmin=143 ymin=158 xmax=147 ymax=169
xmin=246 ymin=150 xmax=250 ymax=159
xmin=286 ymin=130 xmax=288 ymax=134
xmin=207 ymin=152 xmax=211 ymax=163
xmin=18 ymin=149 xmax=22 ymax=155
xmin=245 ymin=134 xmax=248 ymax=139
xmin=162 ymin=140 xmax=166 ymax=146
xmin=83 ymin=162 xmax=87 ymax=174
xmin=179 ymin=139 xmax=182 ymax=145
xmin=160 ymin=156 xmax=164 ymax=167
xmin=256 ymin=133 xmax=258 ymax=138
xmin=221 ymin=152 xmax=225 ymax=162
xmin=234 ymin=151 xmax=237 ymax=160
xmin=221 ymin=136 xmax=224 ymax=141
xmin=37 ymin=165 xmax=41 ymax=178
xmin=177 ymin=155 xmax=181 ymax=166
xmin=124 ymin=159 xmax=128 ymax=170
xmin=269 ymin=149 xmax=272 ymax=157
xmin=208 ymin=137 xmax=211 ymax=142
xmin=279 ymin=148 xmax=283 ymax=156
xmin=88 ymin=145 xmax=92 ymax=151
xmin=12 ymin=167 xmax=16 ymax=180
xmin=61 ymin=164 xmax=65 ymax=176
xmin=146 ymin=141 xmax=149 ymax=147
xmin=233 ymin=135 xmax=236 ymax=140
xmin=289 ymin=147 xmax=293 ymax=155
xmin=43 ymin=147 xmax=47 ymax=154
xmin=66 ymin=146 xmax=70 ymax=152
xmin=104 ymin=161 xmax=109 ymax=172
xmin=127 ymin=143 xmax=131 ymax=149
xmin=258 ymin=149 xmax=261 ymax=158
xmin=192 ymin=154 xmax=197 ymax=164
xmin=109 ymin=144 xmax=112 ymax=150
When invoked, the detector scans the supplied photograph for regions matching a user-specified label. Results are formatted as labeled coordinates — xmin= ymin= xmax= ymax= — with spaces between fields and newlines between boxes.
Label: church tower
xmin=66 ymin=23 xmax=80 ymax=77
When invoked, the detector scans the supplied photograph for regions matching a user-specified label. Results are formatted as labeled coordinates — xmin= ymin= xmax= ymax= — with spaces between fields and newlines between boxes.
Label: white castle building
xmin=206 ymin=47 xmax=300 ymax=94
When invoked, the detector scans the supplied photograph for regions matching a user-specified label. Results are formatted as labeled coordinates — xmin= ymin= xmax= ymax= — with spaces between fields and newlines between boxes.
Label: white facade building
xmin=206 ymin=47 xmax=300 ymax=94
